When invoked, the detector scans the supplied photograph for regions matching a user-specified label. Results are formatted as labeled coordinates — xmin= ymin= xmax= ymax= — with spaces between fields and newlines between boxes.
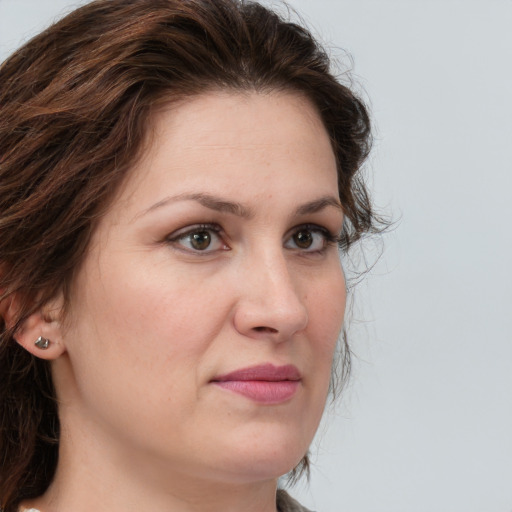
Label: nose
xmin=233 ymin=250 xmax=308 ymax=342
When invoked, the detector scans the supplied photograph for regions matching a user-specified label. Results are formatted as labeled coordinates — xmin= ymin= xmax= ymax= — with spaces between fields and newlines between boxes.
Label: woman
xmin=0 ymin=1 xmax=379 ymax=511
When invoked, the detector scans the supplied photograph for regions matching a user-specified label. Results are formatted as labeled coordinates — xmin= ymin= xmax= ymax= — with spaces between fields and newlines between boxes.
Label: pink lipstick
xmin=211 ymin=364 xmax=301 ymax=404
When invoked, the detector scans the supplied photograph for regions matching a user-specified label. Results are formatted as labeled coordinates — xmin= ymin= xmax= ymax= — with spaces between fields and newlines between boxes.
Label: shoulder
xmin=277 ymin=489 xmax=315 ymax=512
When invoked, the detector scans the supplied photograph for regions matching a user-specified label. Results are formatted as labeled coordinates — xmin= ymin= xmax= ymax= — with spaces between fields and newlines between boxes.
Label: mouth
xmin=210 ymin=363 xmax=301 ymax=404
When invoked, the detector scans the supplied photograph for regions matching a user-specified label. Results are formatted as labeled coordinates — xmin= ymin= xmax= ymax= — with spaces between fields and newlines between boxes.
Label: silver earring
xmin=34 ymin=336 xmax=50 ymax=350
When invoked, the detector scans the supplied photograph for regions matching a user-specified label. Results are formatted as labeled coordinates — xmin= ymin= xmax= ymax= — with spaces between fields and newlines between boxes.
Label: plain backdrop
xmin=1 ymin=1 xmax=511 ymax=511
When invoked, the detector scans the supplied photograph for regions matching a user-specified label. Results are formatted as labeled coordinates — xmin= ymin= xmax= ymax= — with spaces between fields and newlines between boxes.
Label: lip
xmin=211 ymin=364 xmax=301 ymax=404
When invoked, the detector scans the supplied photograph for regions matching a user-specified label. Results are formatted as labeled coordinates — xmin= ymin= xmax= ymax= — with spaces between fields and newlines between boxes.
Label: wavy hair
xmin=0 ymin=1 xmax=379 ymax=510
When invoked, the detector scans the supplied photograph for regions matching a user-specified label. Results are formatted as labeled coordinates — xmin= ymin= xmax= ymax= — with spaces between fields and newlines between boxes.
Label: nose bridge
xmin=234 ymin=243 xmax=308 ymax=338
xmin=260 ymin=248 xmax=297 ymax=302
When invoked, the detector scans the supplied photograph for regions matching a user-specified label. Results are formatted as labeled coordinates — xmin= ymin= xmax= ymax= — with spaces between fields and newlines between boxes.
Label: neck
xmin=22 ymin=424 xmax=280 ymax=512
xmin=25 ymin=477 xmax=279 ymax=512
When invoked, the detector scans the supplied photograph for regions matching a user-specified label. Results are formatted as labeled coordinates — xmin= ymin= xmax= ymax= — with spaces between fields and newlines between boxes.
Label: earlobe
xmin=2 ymin=294 xmax=67 ymax=360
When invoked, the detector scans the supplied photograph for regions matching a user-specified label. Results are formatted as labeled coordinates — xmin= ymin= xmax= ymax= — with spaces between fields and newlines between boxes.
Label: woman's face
xmin=54 ymin=91 xmax=346 ymax=485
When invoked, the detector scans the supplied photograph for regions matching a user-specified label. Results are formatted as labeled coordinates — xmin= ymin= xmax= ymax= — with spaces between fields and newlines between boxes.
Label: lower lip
xmin=213 ymin=380 xmax=300 ymax=404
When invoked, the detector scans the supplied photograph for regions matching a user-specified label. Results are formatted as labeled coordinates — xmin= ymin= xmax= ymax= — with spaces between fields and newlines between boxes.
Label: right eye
xmin=166 ymin=224 xmax=229 ymax=253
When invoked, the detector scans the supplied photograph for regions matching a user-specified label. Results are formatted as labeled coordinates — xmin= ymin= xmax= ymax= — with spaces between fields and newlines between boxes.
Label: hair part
xmin=0 ymin=0 xmax=379 ymax=509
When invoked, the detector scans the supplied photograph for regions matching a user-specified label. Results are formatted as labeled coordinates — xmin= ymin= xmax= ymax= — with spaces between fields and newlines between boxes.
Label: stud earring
xmin=34 ymin=336 xmax=50 ymax=350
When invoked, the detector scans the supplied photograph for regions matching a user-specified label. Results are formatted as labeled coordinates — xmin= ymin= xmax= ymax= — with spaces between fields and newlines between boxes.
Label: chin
xmin=211 ymin=429 xmax=310 ymax=483
xmin=221 ymin=456 xmax=305 ymax=484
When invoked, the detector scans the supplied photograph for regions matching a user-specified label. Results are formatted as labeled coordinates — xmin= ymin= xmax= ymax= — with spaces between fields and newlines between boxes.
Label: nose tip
xmin=233 ymin=260 xmax=308 ymax=342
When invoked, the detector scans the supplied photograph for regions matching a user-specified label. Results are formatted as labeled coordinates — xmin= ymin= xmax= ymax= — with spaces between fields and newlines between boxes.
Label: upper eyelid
xmin=168 ymin=223 xmax=334 ymax=237
xmin=165 ymin=222 xmax=340 ymax=249
xmin=286 ymin=223 xmax=338 ymax=240
xmin=166 ymin=223 xmax=222 ymax=240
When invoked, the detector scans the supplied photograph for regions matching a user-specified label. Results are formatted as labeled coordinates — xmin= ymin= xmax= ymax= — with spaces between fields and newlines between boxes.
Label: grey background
xmin=1 ymin=1 xmax=511 ymax=511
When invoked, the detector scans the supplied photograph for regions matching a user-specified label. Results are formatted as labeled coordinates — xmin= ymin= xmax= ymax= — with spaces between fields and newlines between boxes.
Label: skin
xmin=18 ymin=90 xmax=346 ymax=512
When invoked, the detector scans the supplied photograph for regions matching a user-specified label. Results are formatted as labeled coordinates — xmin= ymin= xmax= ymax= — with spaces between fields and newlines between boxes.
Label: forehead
xmin=114 ymin=90 xmax=339 ymax=215
xmin=150 ymin=89 xmax=331 ymax=151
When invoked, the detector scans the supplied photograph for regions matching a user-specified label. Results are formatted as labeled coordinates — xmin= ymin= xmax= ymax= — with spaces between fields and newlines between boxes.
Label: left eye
xmin=284 ymin=226 xmax=333 ymax=252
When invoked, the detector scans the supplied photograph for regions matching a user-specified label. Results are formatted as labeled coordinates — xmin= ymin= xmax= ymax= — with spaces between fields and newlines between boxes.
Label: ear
xmin=2 ymin=292 xmax=67 ymax=360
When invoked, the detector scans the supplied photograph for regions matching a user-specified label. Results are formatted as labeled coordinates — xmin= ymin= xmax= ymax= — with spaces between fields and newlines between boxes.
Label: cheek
xmin=293 ymin=268 xmax=346 ymax=443
xmin=308 ymin=266 xmax=346 ymax=342
xmin=303 ymin=266 xmax=346 ymax=387
xmin=65 ymin=255 xmax=234 ymax=401
xmin=313 ymin=273 xmax=346 ymax=385
xmin=60 ymin=259 xmax=227 ymax=430
xmin=82 ymin=253 xmax=220 ymax=339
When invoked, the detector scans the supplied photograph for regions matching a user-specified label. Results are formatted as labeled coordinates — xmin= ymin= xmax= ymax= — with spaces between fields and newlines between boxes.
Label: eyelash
xmin=165 ymin=223 xmax=341 ymax=255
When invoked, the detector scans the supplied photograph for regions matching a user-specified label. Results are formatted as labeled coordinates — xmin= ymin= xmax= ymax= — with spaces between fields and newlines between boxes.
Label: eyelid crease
xmin=288 ymin=223 xmax=340 ymax=240
xmin=168 ymin=223 xmax=222 ymax=238
xmin=164 ymin=222 xmax=221 ymax=239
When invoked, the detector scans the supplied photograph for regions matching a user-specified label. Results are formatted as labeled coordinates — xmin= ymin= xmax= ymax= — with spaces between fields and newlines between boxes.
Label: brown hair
xmin=0 ymin=0 xmax=378 ymax=509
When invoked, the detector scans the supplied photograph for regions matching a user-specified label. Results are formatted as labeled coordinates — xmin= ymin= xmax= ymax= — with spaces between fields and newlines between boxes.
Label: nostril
xmin=253 ymin=326 xmax=278 ymax=333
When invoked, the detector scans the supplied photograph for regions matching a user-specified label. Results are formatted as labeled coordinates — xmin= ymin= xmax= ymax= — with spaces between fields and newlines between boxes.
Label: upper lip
xmin=211 ymin=363 xmax=301 ymax=382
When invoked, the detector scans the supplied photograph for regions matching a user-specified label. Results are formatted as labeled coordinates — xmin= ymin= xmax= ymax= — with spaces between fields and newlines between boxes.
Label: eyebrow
xmin=140 ymin=192 xmax=253 ymax=219
xmin=295 ymin=196 xmax=344 ymax=215
xmin=139 ymin=192 xmax=343 ymax=219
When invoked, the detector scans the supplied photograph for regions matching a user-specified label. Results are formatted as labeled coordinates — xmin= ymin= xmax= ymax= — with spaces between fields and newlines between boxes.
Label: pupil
xmin=191 ymin=231 xmax=211 ymax=250
xmin=294 ymin=230 xmax=312 ymax=248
